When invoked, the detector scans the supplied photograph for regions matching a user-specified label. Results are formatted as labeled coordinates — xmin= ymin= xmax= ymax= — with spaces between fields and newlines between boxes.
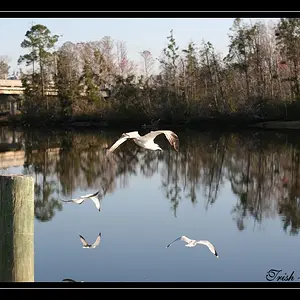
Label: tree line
xmin=7 ymin=18 xmax=300 ymax=125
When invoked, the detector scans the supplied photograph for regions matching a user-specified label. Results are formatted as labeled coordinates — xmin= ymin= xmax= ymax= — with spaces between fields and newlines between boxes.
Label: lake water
xmin=0 ymin=126 xmax=299 ymax=283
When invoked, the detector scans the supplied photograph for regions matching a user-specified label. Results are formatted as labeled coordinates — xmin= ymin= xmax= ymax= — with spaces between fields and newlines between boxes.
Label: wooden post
xmin=0 ymin=174 xmax=34 ymax=282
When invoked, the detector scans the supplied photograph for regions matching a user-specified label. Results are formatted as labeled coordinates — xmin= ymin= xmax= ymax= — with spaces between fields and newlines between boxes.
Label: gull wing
xmin=61 ymin=198 xmax=85 ymax=204
xmin=166 ymin=236 xmax=183 ymax=248
xmin=106 ymin=136 xmax=129 ymax=154
xmin=60 ymin=199 xmax=73 ymax=203
xmin=92 ymin=233 xmax=101 ymax=248
xmin=90 ymin=196 xmax=101 ymax=211
xmin=181 ymin=236 xmax=193 ymax=244
xmin=79 ymin=235 xmax=89 ymax=247
xmin=142 ymin=130 xmax=179 ymax=151
xmin=62 ymin=278 xmax=77 ymax=282
xmin=197 ymin=240 xmax=219 ymax=258
xmin=81 ymin=191 xmax=99 ymax=198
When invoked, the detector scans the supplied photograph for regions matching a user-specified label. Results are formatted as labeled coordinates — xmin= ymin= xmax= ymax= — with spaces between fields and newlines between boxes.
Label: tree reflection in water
xmin=1 ymin=127 xmax=300 ymax=235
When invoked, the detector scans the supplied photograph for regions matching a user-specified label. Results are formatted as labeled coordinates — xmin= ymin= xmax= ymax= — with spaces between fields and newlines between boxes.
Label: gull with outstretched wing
xmin=79 ymin=232 xmax=102 ymax=249
xmin=61 ymin=191 xmax=102 ymax=211
xmin=106 ymin=130 xmax=179 ymax=154
xmin=166 ymin=235 xmax=219 ymax=258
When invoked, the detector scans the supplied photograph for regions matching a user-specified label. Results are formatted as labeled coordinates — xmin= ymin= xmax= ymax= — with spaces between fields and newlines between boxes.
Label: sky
xmin=0 ymin=18 xmax=280 ymax=75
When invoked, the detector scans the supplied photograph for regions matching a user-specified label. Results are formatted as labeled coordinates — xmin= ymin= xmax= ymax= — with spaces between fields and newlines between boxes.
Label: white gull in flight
xmin=60 ymin=191 xmax=102 ymax=211
xmin=79 ymin=232 xmax=102 ymax=249
xmin=166 ymin=235 xmax=219 ymax=258
xmin=106 ymin=130 xmax=179 ymax=154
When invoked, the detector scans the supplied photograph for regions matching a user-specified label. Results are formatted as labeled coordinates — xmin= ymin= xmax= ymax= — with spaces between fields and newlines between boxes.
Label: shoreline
xmin=1 ymin=115 xmax=300 ymax=131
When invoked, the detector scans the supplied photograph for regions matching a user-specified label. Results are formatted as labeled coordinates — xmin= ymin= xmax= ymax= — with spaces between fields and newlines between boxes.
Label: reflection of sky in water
xmin=34 ymin=168 xmax=300 ymax=282
xmin=0 ymin=166 xmax=23 ymax=175
xmin=0 ymin=129 xmax=300 ymax=282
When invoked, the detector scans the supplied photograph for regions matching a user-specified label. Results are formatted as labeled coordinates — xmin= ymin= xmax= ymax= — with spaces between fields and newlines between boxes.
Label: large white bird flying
xmin=166 ymin=235 xmax=219 ymax=258
xmin=106 ymin=130 xmax=179 ymax=154
xmin=60 ymin=191 xmax=102 ymax=211
xmin=79 ymin=232 xmax=102 ymax=249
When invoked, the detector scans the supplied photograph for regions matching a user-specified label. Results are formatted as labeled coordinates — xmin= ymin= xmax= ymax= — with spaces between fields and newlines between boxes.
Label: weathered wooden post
xmin=0 ymin=174 xmax=34 ymax=282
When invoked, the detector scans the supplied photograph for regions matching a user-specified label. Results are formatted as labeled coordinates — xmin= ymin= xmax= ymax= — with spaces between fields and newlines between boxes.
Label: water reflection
xmin=1 ymin=127 xmax=300 ymax=236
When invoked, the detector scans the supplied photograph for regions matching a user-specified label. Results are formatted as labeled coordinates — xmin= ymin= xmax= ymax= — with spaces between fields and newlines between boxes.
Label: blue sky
xmin=0 ymin=18 xmax=279 ymax=74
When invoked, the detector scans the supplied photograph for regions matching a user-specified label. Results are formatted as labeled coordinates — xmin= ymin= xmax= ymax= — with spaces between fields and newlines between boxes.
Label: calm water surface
xmin=0 ymin=126 xmax=299 ymax=282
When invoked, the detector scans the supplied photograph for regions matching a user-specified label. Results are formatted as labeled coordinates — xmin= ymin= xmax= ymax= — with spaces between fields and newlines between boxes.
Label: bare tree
xmin=140 ymin=50 xmax=155 ymax=78
xmin=0 ymin=55 xmax=10 ymax=79
xmin=116 ymin=40 xmax=136 ymax=77
xmin=100 ymin=36 xmax=116 ymax=77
